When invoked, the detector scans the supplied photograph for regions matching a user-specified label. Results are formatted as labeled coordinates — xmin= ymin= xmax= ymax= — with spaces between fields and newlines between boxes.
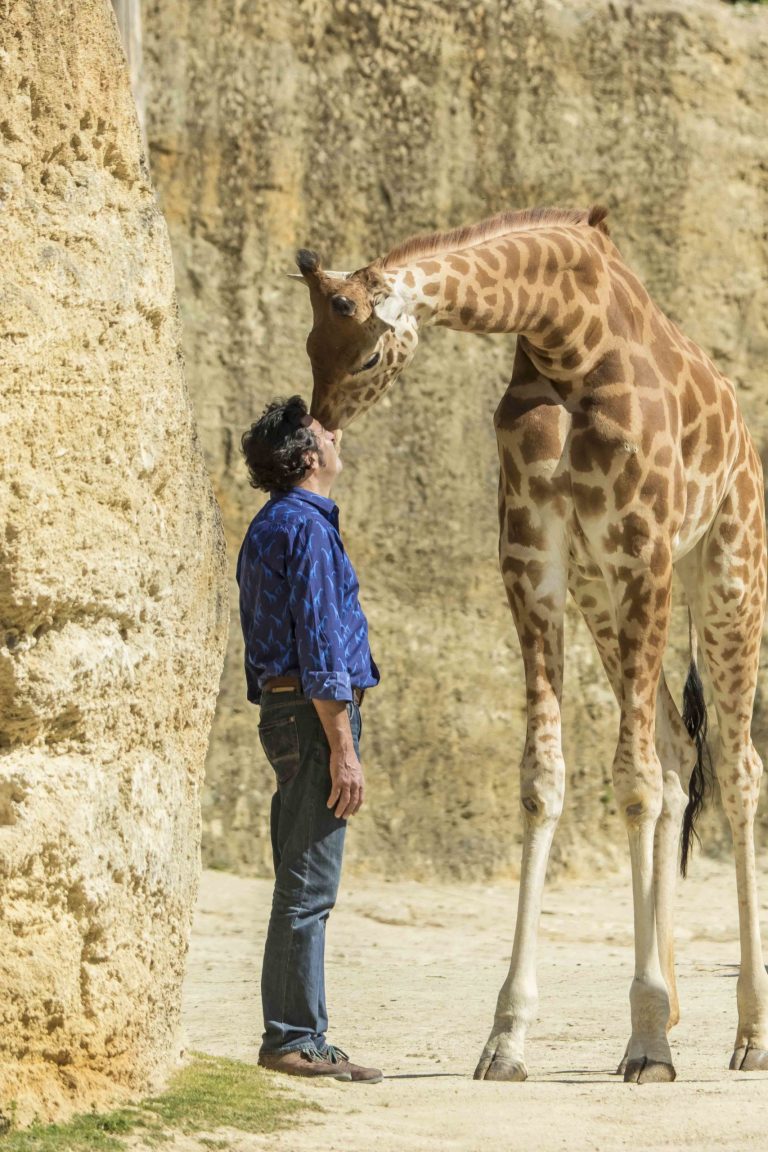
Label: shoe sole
xmin=258 ymin=1063 xmax=352 ymax=1081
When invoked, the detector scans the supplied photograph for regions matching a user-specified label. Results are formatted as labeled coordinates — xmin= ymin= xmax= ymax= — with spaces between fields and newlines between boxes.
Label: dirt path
xmin=181 ymin=857 xmax=768 ymax=1151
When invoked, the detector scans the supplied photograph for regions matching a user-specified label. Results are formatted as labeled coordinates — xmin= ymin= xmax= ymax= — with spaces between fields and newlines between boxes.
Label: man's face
xmin=308 ymin=418 xmax=343 ymax=484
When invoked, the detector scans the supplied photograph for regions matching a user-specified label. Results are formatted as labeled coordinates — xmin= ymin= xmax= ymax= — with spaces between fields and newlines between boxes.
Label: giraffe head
xmin=293 ymin=249 xmax=419 ymax=428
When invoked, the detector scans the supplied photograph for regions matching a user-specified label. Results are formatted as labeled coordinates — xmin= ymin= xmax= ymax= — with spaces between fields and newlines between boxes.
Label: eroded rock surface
xmin=0 ymin=0 xmax=228 ymax=1124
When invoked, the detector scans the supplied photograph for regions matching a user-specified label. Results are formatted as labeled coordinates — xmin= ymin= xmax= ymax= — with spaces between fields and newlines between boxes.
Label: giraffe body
xmin=295 ymin=208 xmax=768 ymax=1080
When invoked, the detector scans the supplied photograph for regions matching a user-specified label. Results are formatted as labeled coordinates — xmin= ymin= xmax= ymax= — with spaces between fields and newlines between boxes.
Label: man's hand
xmin=328 ymin=744 xmax=364 ymax=819
xmin=312 ymin=698 xmax=364 ymax=818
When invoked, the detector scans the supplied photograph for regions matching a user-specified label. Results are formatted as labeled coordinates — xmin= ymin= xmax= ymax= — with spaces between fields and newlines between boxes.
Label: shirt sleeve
xmin=285 ymin=519 xmax=353 ymax=702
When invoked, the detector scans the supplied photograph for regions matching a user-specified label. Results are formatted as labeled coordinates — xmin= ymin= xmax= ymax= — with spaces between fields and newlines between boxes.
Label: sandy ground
xmin=180 ymin=856 xmax=768 ymax=1151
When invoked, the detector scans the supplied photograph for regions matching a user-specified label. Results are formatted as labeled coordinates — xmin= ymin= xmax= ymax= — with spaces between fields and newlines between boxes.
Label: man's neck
xmin=296 ymin=476 xmax=335 ymax=500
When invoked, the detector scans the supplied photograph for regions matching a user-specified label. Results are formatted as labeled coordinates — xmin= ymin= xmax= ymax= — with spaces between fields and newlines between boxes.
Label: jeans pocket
xmin=348 ymin=701 xmax=362 ymax=743
xmin=259 ymin=715 xmax=301 ymax=785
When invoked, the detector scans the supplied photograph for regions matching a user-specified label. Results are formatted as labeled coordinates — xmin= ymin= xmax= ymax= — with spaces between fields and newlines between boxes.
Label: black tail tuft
xmin=680 ymin=660 xmax=712 ymax=877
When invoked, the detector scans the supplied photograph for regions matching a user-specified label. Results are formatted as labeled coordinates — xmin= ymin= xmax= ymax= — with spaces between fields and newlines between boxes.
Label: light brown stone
xmin=0 ymin=0 xmax=228 ymax=1125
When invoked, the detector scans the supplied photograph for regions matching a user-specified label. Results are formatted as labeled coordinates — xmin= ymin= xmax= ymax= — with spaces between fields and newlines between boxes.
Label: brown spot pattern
xmin=302 ymin=216 xmax=767 ymax=934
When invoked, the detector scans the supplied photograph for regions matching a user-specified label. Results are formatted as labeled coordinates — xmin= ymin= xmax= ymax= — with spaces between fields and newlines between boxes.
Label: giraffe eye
xmin=353 ymin=351 xmax=380 ymax=374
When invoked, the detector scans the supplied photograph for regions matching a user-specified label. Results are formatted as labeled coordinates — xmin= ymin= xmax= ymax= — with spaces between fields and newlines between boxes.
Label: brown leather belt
xmin=262 ymin=676 xmax=365 ymax=706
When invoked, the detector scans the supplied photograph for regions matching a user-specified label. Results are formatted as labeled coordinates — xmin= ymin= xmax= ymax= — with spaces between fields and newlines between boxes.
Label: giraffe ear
xmin=286 ymin=270 xmax=353 ymax=284
xmin=373 ymin=293 xmax=406 ymax=327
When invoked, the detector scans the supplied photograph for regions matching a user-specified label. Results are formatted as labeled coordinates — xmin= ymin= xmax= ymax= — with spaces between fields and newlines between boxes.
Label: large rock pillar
xmin=0 ymin=0 xmax=228 ymax=1125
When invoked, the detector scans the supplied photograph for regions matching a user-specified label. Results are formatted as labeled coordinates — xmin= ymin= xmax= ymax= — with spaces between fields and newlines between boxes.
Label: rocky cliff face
xmin=143 ymin=0 xmax=768 ymax=880
xmin=0 ymin=0 xmax=227 ymax=1124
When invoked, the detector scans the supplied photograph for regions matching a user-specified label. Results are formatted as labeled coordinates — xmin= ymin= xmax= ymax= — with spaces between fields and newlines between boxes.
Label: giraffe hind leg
xmin=678 ymin=457 xmax=768 ymax=1071
xmin=570 ymin=572 xmax=688 ymax=1081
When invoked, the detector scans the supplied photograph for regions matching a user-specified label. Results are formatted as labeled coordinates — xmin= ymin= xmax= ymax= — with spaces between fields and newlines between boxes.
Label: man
xmin=237 ymin=394 xmax=382 ymax=1083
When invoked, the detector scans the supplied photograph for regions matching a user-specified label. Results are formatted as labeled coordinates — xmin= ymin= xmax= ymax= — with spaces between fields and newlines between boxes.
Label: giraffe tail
xmin=680 ymin=615 xmax=713 ymax=877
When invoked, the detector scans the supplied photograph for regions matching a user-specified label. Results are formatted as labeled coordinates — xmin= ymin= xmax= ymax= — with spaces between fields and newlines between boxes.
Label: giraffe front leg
xmin=473 ymin=743 xmax=564 ymax=1081
xmin=475 ymin=547 xmax=566 ymax=1082
xmin=474 ymin=710 xmax=565 ymax=1082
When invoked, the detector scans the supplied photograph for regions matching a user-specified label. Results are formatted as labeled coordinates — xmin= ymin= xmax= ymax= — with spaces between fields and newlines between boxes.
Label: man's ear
xmin=302 ymin=448 xmax=319 ymax=478
xmin=373 ymin=294 xmax=407 ymax=327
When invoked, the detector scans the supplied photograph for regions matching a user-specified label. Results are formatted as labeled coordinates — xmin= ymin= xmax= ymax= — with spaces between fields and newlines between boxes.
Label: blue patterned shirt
xmin=236 ymin=487 xmax=380 ymax=704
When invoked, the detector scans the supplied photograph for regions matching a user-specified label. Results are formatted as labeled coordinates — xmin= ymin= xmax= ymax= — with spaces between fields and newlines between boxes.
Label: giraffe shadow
xmin=545 ymin=1069 xmax=626 ymax=1078
xmin=546 ymin=1069 xmax=619 ymax=1082
xmin=384 ymin=1072 xmax=466 ymax=1080
xmin=710 ymin=963 xmax=768 ymax=978
xmin=389 ymin=1068 xmax=619 ymax=1082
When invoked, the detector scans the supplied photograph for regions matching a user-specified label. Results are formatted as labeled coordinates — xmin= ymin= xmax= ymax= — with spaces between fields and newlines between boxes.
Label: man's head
xmin=241 ymin=394 xmax=342 ymax=494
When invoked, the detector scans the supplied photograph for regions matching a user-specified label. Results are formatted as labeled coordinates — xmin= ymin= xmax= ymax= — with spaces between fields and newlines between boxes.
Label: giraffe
xmin=292 ymin=206 xmax=768 ymax=1083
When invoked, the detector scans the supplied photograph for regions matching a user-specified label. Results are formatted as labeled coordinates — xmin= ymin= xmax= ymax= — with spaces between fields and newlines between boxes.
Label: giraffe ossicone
xmin=294 ymin=205 xmax=768 ymax=1082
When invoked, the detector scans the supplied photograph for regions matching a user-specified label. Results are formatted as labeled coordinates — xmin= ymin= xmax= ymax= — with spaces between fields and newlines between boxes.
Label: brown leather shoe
xmin=258 ymin=1047 xmax=352 ymax=1080
xmin=321 ymin=1044 xmax=383 ymax=1083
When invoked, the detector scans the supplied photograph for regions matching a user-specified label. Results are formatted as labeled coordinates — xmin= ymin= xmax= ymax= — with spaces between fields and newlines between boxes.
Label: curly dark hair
xmin=240 ymin=395 xmax=322 ymax=493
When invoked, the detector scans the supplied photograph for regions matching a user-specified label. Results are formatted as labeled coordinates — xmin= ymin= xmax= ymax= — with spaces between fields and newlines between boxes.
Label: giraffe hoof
xmin=473 ymin=1055 xmax=528 ymax=1082
xmin=616 ymin=1044 xmax=630 ymax=1076
xmin=623 ymin=1058 xmax=676 ymax=1083
xmin=730 ymin=1046 xmax=768 ymax=1071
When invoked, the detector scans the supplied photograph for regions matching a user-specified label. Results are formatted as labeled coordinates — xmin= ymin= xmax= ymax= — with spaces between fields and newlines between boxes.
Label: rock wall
xmin=0 ymin=0 xmax=227 ymax=1125
xmin=143 ymin=0 xmax=768 ymax=880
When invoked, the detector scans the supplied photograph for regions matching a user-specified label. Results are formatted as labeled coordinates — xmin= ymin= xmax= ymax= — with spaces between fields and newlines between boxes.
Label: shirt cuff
xmin=301 ymin=670 xmax=353 ymax=702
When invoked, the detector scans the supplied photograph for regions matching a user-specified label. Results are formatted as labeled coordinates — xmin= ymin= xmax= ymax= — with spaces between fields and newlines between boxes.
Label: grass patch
xmin=0 ymin=1110 xmax=142 ymax=1152
xmin=144 ymin=1051 xmax=314 ymax=1135
xmin=0 ymin=1052 xmax=317 ymax=1151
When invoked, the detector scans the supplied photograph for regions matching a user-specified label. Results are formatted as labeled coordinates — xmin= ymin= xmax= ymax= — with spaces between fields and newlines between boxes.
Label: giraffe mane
xmin=381 ymin=205 xmax=609 ymax=269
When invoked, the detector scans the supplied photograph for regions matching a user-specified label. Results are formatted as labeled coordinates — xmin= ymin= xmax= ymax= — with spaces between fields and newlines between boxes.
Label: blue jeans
xmin=257 ymin=689 xmax=362 ymax=1054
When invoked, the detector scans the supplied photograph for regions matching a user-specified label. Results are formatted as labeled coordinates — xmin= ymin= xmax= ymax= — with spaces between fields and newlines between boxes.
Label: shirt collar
xmin=271 ymin=486 xmax=340 ymax=526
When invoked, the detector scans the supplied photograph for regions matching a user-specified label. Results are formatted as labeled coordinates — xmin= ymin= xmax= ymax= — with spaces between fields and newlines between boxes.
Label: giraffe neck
xmin=386 ymin=228 xmax=614 ymax=381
